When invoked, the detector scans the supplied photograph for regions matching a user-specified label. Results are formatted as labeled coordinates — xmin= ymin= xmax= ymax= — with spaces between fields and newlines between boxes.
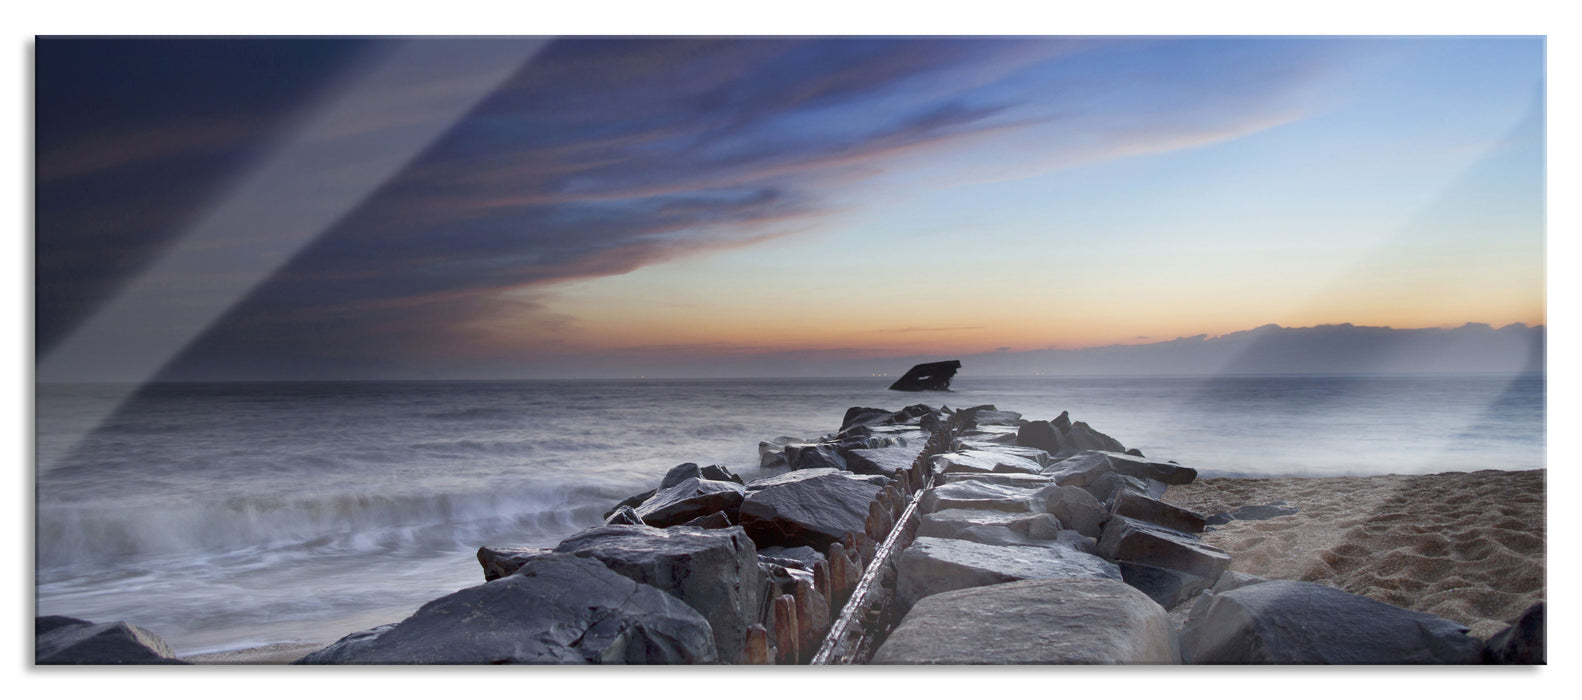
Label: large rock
xmin=1063 ymin=421 xmax=1126 ymax=454
xmin=1182 ymin=579 xmax=1485 ymax=664
xmin=1117 ymin=561 xmax=1216 ymax=610
xmin=1092 ymin=451 xmax=1197 ymax=485
xmin=1043 ymin=484 xmax=1109 ymax=538
xmin=1484 ymin=602 xmax=1545 ymax=664
xmin=1205 ymin=501 xmax=1300 ymax=526
xmin=658 ymin=462 xmax=744 ymax=488
xmin=634 ymin=477 xmax=746 ymax=527
xmin=872 ymin=577 xmax=1179 ymax=664
xmin=840 ymin=406 xmax=898 ymax=433
xmin=1097 ymin=516 xmax=1231 ymax=581
xmin=896 ymin=536 xmax=1121 ymax=608
xmin=35 ymin=618 xmax=187 ymax=664
xmin=938 ymin=472 xmax=1056 ymax=488
xmin=1045 ymin=451 xmax=1115 ymax=486
xmin=1110 ymin=491 xmax=1207 ymax=533
xmin=477 ymin=545 xmax=550 ymax=581
xmin=1084 ymin=471 xmax=1166 ymax=505
xmin=845 ymin=444 xmax=926 ymax=478
xmin=738 ymin=471 xmax=882 ymax=551
xmin=1016 ymin=419 xmax=1065 ymax=456
xmin=931 ymin=450 xmax=1043 ymax=475
xmin=785 ymin=443 xmax=847 ymax=471
xmin=920 ymin=480 xmax=1051 ymax=514
xmin=965 ymin=409 xmax=1022 ymax=426
xmin=297 ymin=554 xmax=716 ymax=664
xmin=888 ymin=360 xmax=961 ymax=391
xmin=553 ymin=524 xmax=762 ymax=665
xmin=918 ymin=509 xmax=1062 ymax=541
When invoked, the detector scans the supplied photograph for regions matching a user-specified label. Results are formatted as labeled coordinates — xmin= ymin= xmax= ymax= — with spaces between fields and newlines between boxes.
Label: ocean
xmin=33 ymin=373 xmax=1545 ymax=656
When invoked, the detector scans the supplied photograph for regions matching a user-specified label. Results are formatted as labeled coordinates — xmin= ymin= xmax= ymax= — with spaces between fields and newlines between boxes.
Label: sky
xmin=33 ymin=36 xmax=1545 ymax=381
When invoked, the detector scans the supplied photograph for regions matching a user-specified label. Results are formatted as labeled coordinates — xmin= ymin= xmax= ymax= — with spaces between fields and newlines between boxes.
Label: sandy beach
xmin=1163 ymin=469 xmax=1545 ymax=639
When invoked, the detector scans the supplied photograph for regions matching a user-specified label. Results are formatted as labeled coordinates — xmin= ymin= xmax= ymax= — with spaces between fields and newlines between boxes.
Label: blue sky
xmin=34 ymin=36 xmax=1544 ymax=380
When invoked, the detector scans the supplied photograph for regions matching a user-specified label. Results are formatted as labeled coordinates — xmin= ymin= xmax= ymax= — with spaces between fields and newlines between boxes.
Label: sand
xmin=1163 ymin=469 xmax=1545 ymax=639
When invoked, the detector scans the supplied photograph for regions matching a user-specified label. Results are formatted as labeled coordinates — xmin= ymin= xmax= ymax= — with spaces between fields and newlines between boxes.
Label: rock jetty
xmin=38 ymin=401 xmax=1544 ymax=665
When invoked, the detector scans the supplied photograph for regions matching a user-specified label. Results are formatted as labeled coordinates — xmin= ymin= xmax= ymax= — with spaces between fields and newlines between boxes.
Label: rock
xmin=1093 ymin=450 xmax=1197 ymax=485
xmin=1044 ymin=451 xmax=1114 ymax=486
xmin=1183 ymin=579 xmax=1484 ymax=664
xmin=1084 ymin=471 xmax=1166 ymax=505
xmin=659 ymin=462 xmax=704 ymax=488
xmin=296 ymin=554 xmax=716 ymax=664
xmin=756 ymin=545 xmax=827 ymax=573
xmin=477 ymin=545 xmax=550 ymax=581
xmin=938 ymin=471 xmax=1056 ymax=488
xmin=739 ymin=471 xmax=883 ymax=551
xmin=1205 ymin=501 xmax=1300 ymax=526
xmin=35 ymin=619 xmax=187 ymax=664
xmin=896 ymin=536 xmax=1121 ymax=608
xmin=951 ymin=441 xmax=1052 ymax=465
xmin=604 ymin=488 xmax=656 ymax=519
xmin=1051 ymin=410 xmax=1072 ymax=432
xmin=888 ymin=360 xmax=961 ymax=391
xmin=700 ymin=464 xmax=744 ymax=484
xmin=840 ymin=406 xmax=898 ymax=433
xmin=966 ymin=409 xmax=1022 ymax=426
xmin=1117 ymin=561 xmax=1216 ymax=610
xmin=1056 ymin=530 xmax=1099 ymax=555
xmin=785 ymin=443 xmax=847 ymax=471
xmin=744 ymin=625 xmax=771 ymax=664
xmin=920 ymin=480 xmax=1049 ymax=514
xmin=1097 ymin=516 xmax=1231 ymax=582
xmin=1063 ymin=421 xmax=1126 ymax=454
xmin=635 ymin=477 xmax=746 ymax=528
xmin=679 ymin=511 xmax=734 ymax=529
xmin=845 ymin=444 xmax=926 ymax=478
xmin=605 ymin=505 xmax=645 ymax=526
xmin=1178 ymin=572 xmax=1270 ymax=663
xmin=553 ymin=524 xmax=762 ymax=665
xmin=918 ymin=509 xmax=1061 ymax=540
xmin=758 ymin=438 xmax=799 ymax=469
xmin=931 ymin=450 xmax=1043 ymax=475
xmin=1043 ymin=484 xmax=1109 ymax=538
xmin=872 ymin=577 xmax=1179 ymax=664
xmin=1484 ymin=602 xmax=1545 ymax=664
xmin=1110 ymin=491 xmax=1207 ymax=533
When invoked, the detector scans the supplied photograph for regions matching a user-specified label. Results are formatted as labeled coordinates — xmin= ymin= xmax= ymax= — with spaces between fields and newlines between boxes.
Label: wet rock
xmin=1093 ymin=451 xmax=1197 ymax=485
xmin=1183 ymin=579 xmax=1484 ymax=664
xmin=659 ymin=462 xmax=704 ymax=488
xmin=920 ymin=480 xmax=1049 ymax=514
xmin=873 ymin=577 xmax=1179 ymax=664
xmin=758 ymin=437 xmax=800 ymax=469
xmin=918 ymin=509 xmax=1061 ymax=540
xmin=896 ymin=536 xmax=1121 ymax=608
xmin=1084 ymin=472 xmax=1166 ymax=505
xmin=553 ymin=524 xmax=762 ymax=665
xmin=679 ymin=511 xmax=734 ymax=529
xmin=840 ymin=406 xmax=899 ymax=433
xmin=35 ymin=618 xmax=187 ymax=664
xmin=477 ymin=546 xmax=551 ymax=581
xmin=604 ymin=488 xmax=656 ymax=519
xmin=845 ymin=444 xmax=926 ymax=478
xmin=1205 ymin=501 xmax=1300 ymax=526
xmin=967 ymin=409 xmax=1022 ymax=426
xmin=605 ymin=505 xmax=645 ymax=526
xmin=1484 ymin=602 xmax=1545 ymax=664
xmin=1016 ymin=420 xmax=1065 ymax=456
xmin=931 ymin=450 xmax=1043 ymax=475
xmin=1056 ymin=530 xmax=1099 ymax=555
xmin=635 ymin=477 xmax=746 ymax=528
xmin=739 ymin=471 xmax=883 ymax=551
xmin=756 ymin=545 xmax=827 ymax=573
xmin=1044 ymin=451 xmax=1114 ymax=486
xmin=1063 ymin=421 xmax=1126 ymax=454
xmin=889 ymin=360 xmax=961 ymax=391
xmin=297 ymin=554 xmax=716 ymax=664
xmin=1043 ymin=484 xmax=1109 ymax=538
xmin=1178 ymin=572 xmax=1269 ymax=662
xmin=1110 ymin=491 xmax=1207 ymax=533
xmin=938 ymin=472 xmax=1056 ymax=488
xmin=1117 ymin=561 xmax=1216 ymax=610
xmin=700 ymin=464 xmax=744 ymax=484
xmin=1098 ymin=516 xmax=1231 ymax=582
xmin=785 ymin=443 xmax=847 ymax=471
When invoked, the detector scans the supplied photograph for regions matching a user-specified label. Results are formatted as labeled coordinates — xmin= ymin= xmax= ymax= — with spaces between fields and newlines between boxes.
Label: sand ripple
xmin=1164 ymin=469 xmax=1544 ymax=639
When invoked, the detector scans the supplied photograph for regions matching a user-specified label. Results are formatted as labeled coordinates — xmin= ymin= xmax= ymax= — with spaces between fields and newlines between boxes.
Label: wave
xmin=35 ymin=480 xmax=631 ymax=574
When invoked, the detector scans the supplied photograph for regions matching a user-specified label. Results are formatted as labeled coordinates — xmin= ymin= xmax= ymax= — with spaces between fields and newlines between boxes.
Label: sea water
xmin=33 ymin=373 xmax=1545 ymax=655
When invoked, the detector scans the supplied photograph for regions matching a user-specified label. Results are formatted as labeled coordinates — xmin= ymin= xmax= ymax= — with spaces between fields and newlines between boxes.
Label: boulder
xmin=1110 ymin=491 xmax=1207 ymax=533
xmin=659 ymin=462 xmax=704 ymax=488
xmin=785 ymin=443 xmax=847 ymax=471
xmin=605 ymin=505 xmax=645 ymax=526
xmin=739 ymin=471 xmax=883 ymax=551
xmin=1044 ymin=451 xmax=1114 ymax=486
xmin=758 ymin=437 xmax=800 ymax=470
xmin=756 ymin=546 xmax=827 ymax=573
xmin=1117 ymin=561 xmax=1216 ymax=610
xmin=1178 ymin=572 xmax=1270 ymax=663
xmin=35 ymin=619 xmax=187 ymax=664
xmin=1043 ymin=484 xmax=1109 ymax=538
xmin=938 ymin=472 xmax=1056 ymax=488
xmin=1092 ymin=450 xmax=1197 ymax=485
xmin=679 ymin=511 xmax=734 ymax=529
xmin=553 ymin=525 xmax=762 ymax=665
xmin=845 ymin=444 xmax=926 ymax=478
xmin=296 ymin=554 xmax=716 ymax=664
xmin=1097 ymin=516 xmax=1231 ymax=582
xmin=1016 ymin=420 xmax=1064 ymax=456
xmin=1205 ymin=501 xmax=1300 ymax=526
xmin=949 ymin=442 xmax=1052 ymax=466
xmin=920 ymin=480 xmax=1049 ymax=514
xmin=604 ymin=488 xmax=656 ymax=519
xmin=918 ymin=509 xmax=1061 ymax=540
xmin=1056 ymin=530 xmax=1099 ymax=555
xmin=931 ymin=450 xmax=1042 ymax=476
xmin=1084 ymin=472 xmax=1166 ymax=505
xmin=1182 ymin=579 xmax=1484 ymax=664
xmin=1051 ymin=410 xmax=1072 ymax=432
xmin=1064 ymin=421 xmax=1126 ymax=454
xmin=1484 ymin=602 xmax=1545 ymax=664
xmin=840 ymin=406 xmax=898 ymax=433
xmin=888 ymin=360 xmax=961 ymax=391
xmin=872 ymin=577 xmax=1179 ymax=664
xmin=896 ymin=536 xmax=1121 ymax=608
xmin=477 ymin=545 xmax=550 ymax=581
xmin=635 ymin=477 xmax=746 ymax=528
xmin=967 ymin=409 xmax=1022 ymax=426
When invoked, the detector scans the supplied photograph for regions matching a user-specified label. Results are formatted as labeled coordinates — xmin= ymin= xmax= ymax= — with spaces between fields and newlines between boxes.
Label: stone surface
xmin=296 ymin=554 xmax=716 ymax=664
xmin=845 ymin=444 xmax=926 ymax=478
xmin=679 ymin=511 xmax=734 ymax=529
xmin=1117 ymin=561 xmax=1216 ymax=610
xmin=896 ymin=536 xmax=1121 ymax=608
xmin=35 ymin=619 xmax=187 ymax=664
xmin=635 ymin=477 xmax=746 ymax=528
xmin=921 ymin=480 xmax=1050 ymax=514
xmin=932 ymin=450 xmax=1043 ymax=475
xmin=1015 ymin=419 xmax=1064 ymax=456
xmin=938 ymin=471 xmax=1056 ymax=488
xmin=1084 ymin=472 xmax=1166 ymax=505
xmin=477 ymin=546 xmax=550 ymax=581
xmin=1205 ymin=501 xmax=1300 ymax=526
xmin=1044 ymin=451 xmax=1114 ymax=486
xmin=1043 ymin=484 xmax=1109 ymax=538
xmin=1063 ymin=421 xmax=1127 ymax=454
xmin=605 ymin=505 xmax=645 ymax=526
xmin=1092 ymin=450 xmax=1197 ymax=485
xmin=872 ymin=577 xmax=1179 ymax=664
xmin=739 ymin=471 xmax=883 ymax=551
xmin=967 ymin=409 xmax=1022 ymax=426
xmin=553 ymin=524 xmax=761 ymax=664
xmin=1097 ymin=516 xmax=1231 ymax=581
xmin=1183 ymin=579 xmax=1485 ymax=664
xmin=889 ymin=360 xmax=961 ymax=391
xmin=1484 ymin=602 xmax=1545 ymax=664
xmin=918 ymin=509 xmax=1061 ymax=540
xmin=604 ymin=488 xmax=656 ymax=519
xmin=659 ymin=462 xmax=704 ymax=489
xmin=1110 ymin=491 xmax=1207 ymax=533
xmin=1056 ymin=530 xmax=1099 ymax=555
xmin=756 ymin=545 xmax=827 ymax=573
xmin=785 ymin=443 xmax=847 ymax=471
